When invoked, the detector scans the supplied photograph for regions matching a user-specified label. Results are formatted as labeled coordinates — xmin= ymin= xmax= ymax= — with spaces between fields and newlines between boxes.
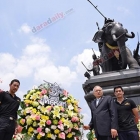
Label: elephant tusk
xmin=125 ymin=32 xmax=135 ymax=38
xmin=112 ymin=34 xmax=117 ymax=41
xmin=112 ymin=33 xmax=125 ymax=41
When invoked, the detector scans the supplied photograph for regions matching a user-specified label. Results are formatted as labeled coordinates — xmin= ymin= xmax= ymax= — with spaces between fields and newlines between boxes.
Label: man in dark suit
xmin=83 ymin=85 xmax=118 ymax=140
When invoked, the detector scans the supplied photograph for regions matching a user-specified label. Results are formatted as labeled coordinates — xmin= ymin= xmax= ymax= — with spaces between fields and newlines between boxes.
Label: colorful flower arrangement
xmin=18 ymin=82 xmax=83 ymax=140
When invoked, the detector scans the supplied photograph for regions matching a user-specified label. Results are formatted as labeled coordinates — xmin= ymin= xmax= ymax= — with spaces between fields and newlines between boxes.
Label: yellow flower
xmin=46 ymin=133 xmax=52 ymax=138
xmin=70 ymin=98 xmax=75 ymax=104
xmin=60 ymin=118 xmax=65 ymax=123
xmin=29 ymin=89 xmax=35 ymax=94
xmin=63 ymin=119 xmax=73 ymax=128
xmin=32 ymin=101 xmax=39 ymax=107
xmin=23 ymin=110 xmax=26 ymax=115
xmin=66 ymin=99 xmax=71 ymax=104
xmin=24 ymin=100 xmax=31 ymax=104
xmin=54 ymin=129 xmax=60 ymax=134
xmin=25 ymin=107 xmax=33 ymax=113
xmin=28 ymin=126 xmax=34 ymax=132
xmin=25 ymin=94 xmax=31 ymax=99
xmin=74 ymin=107 xmax=78 ymax=113
xmin=67 ymin=110 xmax=74 ymax=117
xmin=73 ymin=100 xmax=78 ymax=105
xmin=19 ymin=119 xmax=25 ymax=125
xmin=36 ymin=91 xmax=41 ymax=95
xmin=36 ymin=111 xmax=41 ymax=115
xmin=38 ymin=119 xmax=46 ymax=127
xmin=53 ymin=106 xmax=60 ymax=112
xmin=46 ymin=106 xmax=52 ymax=110
xmin=37 ymin=134 xmax=42 ymax=139
xmin=40 ymin=115 xmax=49 ymax=121
xmin=52 ymin=110 xmax=60 ymax=118
xmin=40 ymin=106 xmax=47 ymax=114
xmin=67 ymin=133 xmax=73 ymax=138
xmin=32 ymin=108 xmax=37 ymax=114
xmin=26 ymin=118 xmax=33 ymax=125
xmin=33 ymin=121 xmax=38 ymax=127
xmin=30 ymin=94 xmax=39 ymax=100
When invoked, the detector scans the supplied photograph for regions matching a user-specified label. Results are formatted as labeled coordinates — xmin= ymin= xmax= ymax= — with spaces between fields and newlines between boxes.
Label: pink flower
xmin=37 ymin=127 xmax=42 ymax=133
xmin=35 ymin=115 xmax=40 ymax=120
xmin=59 ymin=132 xmax=65 ymax=139
xmin=58 ymin=124 xmax=64 ymax=131
xmin=46 ymin=120 xmax=51 ymax=125
xmin=68 ymin=128 xmax=71 ymax=132
xmin=63 ymin=90 xmax=68 ymax=97
xmin=58 ymin=120 xmax=62 ymax=125
xmin=41 ymin=89 xmax=47 ymax=95
xmin=71 ymin=117 xmax=79 ymax=122
xmin=46 ymin=106 xmax=52 ymax=111
xmin=21 ymin=119 xmax=25 ymax=124
xmin=60 ymin=107 xmax=64 ymax=112
xmin=39 ymin=132 xmax=45 ymax=136
xmin=17 ymin=125 xmax=23 ymax=133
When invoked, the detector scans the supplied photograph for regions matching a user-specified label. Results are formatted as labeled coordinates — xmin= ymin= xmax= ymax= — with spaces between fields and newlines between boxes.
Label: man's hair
xmin=114 ymin=86 xmax=123 ymax=92
xmin=10 ymin=79 xmax=20 ymax=85
xmin=93 ymin=85 xmax=102 ymax=92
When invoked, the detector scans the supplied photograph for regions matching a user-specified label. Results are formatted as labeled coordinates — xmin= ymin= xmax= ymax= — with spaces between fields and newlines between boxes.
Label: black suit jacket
xmin=89 ymin=95 xmax=118 ymax=136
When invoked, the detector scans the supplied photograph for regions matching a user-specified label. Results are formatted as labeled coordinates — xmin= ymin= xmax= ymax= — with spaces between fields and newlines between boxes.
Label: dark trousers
xmin=97 ymin=135 xmax=117 ymax=140
xmin=0 ymin=118 xmax=16 ymax=140
xmin=118 ymin=131 xmax=139 ymax=140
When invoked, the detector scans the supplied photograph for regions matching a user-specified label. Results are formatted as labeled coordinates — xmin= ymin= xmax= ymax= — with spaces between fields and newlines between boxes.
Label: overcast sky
xmin=0 ymin=0 xmax=140 ymax=139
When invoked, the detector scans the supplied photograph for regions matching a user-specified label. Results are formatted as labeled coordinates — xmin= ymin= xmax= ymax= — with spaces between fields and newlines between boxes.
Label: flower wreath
xmin=18 ymin=81 xmax=83 ymax=140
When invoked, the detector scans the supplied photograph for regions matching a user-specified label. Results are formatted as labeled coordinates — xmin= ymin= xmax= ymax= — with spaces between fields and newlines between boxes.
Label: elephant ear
xmin=92 ymin=30 xmax=104 ymax=43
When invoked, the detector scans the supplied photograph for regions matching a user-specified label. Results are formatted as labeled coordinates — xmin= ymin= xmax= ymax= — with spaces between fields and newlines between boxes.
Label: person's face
xmin=9 ymin=81 xmax=20 ymax=94
xmin=93 ymin=86 xmax=103 ymax=98
xmin=114 ymin=88 xmax=124 ymax=98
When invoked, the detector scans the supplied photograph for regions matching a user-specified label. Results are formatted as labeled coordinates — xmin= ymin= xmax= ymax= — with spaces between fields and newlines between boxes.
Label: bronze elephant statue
xmin=93 ymin=19 xmax=139 ymax=72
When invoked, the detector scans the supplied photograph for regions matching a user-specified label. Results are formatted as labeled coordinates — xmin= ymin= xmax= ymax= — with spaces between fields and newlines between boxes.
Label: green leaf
xmin=20 ymin=101 xmax=26 ymax=109
xmin=86 ymin=130 xmax=96 ymax=140
xmin=17 ymin=109 xmax=22 ymax=116
xmin=21 ymin=127 xmax=27 ymax=134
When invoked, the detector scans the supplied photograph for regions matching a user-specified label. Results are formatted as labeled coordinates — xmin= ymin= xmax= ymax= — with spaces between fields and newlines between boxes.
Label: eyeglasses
xmin=95 ymin=90 xmax=102 ymax=92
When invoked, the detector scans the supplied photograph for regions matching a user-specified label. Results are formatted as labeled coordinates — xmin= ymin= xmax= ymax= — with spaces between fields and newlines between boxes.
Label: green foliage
xmin=21 ymin=127 xmax=27 ymax=134
xmin=86 ymin=130 xmax=96 ymax=140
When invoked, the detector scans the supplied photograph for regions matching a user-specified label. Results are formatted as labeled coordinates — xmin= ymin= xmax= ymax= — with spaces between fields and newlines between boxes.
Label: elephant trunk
xmin=117 ymin=36 xmax=127 ymax=69
xmin=125 ymin=32 xmax=135 ymax=38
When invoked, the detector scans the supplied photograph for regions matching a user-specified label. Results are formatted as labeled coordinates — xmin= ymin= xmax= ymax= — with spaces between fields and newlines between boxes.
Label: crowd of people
xmin=0 ymin=79 xmax=139 ymax=140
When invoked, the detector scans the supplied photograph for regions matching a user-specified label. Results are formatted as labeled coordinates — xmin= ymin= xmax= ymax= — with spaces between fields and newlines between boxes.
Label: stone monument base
xmin=83 ymin=68 xmax=140 ymax=107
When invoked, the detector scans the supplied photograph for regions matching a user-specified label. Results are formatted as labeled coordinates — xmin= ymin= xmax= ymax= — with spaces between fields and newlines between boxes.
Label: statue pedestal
xmin=83 ymin=68 xmax=140 ymax=106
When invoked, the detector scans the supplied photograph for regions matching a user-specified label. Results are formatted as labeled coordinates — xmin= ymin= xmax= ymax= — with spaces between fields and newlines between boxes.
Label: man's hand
xmin=111 ymin=129 xmax=118 ymax=138
xmin=83 ymin=125 xmax=90 ymax=130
